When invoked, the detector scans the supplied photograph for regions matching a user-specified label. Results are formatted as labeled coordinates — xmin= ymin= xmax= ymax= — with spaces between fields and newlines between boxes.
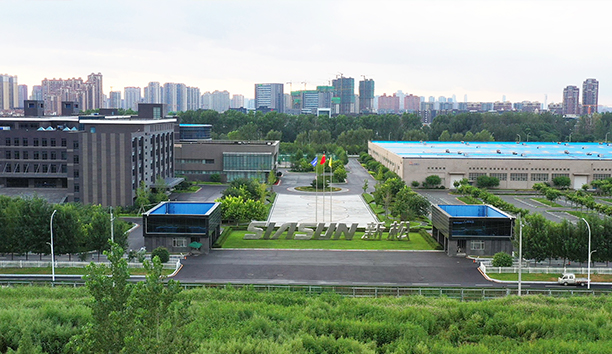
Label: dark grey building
xmin=0 ymin=103 xmax=176 ymax=206
xmin=143 ymin=201 xmax=221 ymax=253
xmin=431 ymin=204 xmax=514 ymax=257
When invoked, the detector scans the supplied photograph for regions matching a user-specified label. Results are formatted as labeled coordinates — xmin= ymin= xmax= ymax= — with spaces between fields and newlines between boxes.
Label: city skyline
xmin=3 ymin=0 xmax=611 ymax=104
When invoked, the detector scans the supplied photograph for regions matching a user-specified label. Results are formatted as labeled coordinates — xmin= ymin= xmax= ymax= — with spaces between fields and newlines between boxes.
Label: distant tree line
xmin=0 ymin=196 xmax=130 ymax=259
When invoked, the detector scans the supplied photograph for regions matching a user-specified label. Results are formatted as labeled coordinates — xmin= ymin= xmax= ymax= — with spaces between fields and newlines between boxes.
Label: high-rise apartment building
xmin=31 ymin=85 xmax=42 ymax=101
xmin=230 ymin=94 xmax=245 ymax=109
xmin=17 ymin=85 xmax=28 ymax=109
xmin=109 ymin=91 xmax=122 ymax=109
xmin=563 ymin=85 xmax=580 ymax=115
xmin=40 ymin=73 xmax=104 ymax=114
xmin=582 ymin=78 xmax=599 ymax=115
xmin=358 ymin=78 xmax=375 ymax=114
xmin=378 ymin=93 xmax=400 ymax=114
xmin=186 ymin=87 xmax=201 ymax=111
xmin=144 ymin=82 xmax=162 ymax=104
xmin=163 ymin=83 xmax=179 ymax=113
xmin=124 ymin=87 xmax=142 ymax=111
xmin=86 ymin=73 xmax=104 ymax=110
xmin=404 ymin=94 xmax=420 ymax=112
xmin=211 ymin=90 xmax=230 ymax=112
xmin=254 ymin=83 xmax=284 ymax=113
xmin=332 ymin=76 xmax=354 ymax=115
xmin=0 ymin=74 xmax=19 ymax=110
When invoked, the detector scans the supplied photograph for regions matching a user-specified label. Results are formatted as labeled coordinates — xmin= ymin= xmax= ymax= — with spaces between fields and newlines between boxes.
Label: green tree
xmin=424 ymin=175 xmax=442 ymax=188
xmin=552 ymin=175 xmax=571 ymax=189
xmin=438 ymin=130 xmax=451 ymax=141
xmin=333 ymin=166 xmax=347 ymax=182
xmin=476 ymin=175 xmax=500 ymax=189
xmin=391 ymin=186 xmax=430 ymax=220
xmin=362 ymin=179 xmax=369 ymax=193
xmin=151 ymin=246 xmax=170 ymax=263
xmin=492 ymin=252 xmax=513 ymax=267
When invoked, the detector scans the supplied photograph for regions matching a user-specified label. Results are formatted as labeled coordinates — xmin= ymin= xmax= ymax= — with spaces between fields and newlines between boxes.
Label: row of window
xmin=4 ymin=151 xmax=67 ymax=160
xmin=177 ymin=159 xmax=215 ymax=164
xmin=468 ymin=172 xmax=571 ymax=182
xmin=5 ymin=137 xmax=74 ymax=148
xmin=2 ymin=163 xmax=67 ymax=174
xmin=175 ymin=170 xmax=221 ymax=175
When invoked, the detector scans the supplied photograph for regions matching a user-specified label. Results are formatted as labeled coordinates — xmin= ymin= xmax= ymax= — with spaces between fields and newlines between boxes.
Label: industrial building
xmin=431 ymin=204 xmax=514 ymax=256
xmin=368 ymin=141 xmax=612 ymax=190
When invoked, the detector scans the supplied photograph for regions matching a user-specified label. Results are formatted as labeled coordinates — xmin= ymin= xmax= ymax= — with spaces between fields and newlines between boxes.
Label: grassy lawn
xmin=531 ymin=197 xmax=563 ymax=207
xmin=487 ymin=272 xmax=612 ymax=282
xmin=294 ymin=186 xmax=342 ymax=192
xmin=457 ymin=196 xmax=483 ymax=204
xmin=0 ymin=267 xmax=174 ymax=275
xmin=564 ymin=210 xmax=596 ymax=218
xmin=221 ymin=230 xmax=434 ymax=250
xmin=173 ymin=186 xmax=201 ymax=193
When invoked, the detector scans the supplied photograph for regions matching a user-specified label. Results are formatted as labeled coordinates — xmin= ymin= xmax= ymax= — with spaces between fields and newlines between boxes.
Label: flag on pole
xmin=329 ymin=156 xmax=332 ymax=168
xmin=320 ymin=154 xmax=326 ymax=165
xmin=310 ymin=156 xmax=318 ymax=167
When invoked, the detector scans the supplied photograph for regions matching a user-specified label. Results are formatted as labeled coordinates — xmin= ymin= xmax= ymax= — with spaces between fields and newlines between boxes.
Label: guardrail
xmin=2 ymin=280 xmax=609 ymax=301
xmin=479 ymin=263 xmax=612 ymax=275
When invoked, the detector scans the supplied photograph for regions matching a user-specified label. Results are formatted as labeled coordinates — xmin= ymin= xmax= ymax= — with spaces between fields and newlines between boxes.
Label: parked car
xmin=557 ymin=273 xmax=588 ymax=286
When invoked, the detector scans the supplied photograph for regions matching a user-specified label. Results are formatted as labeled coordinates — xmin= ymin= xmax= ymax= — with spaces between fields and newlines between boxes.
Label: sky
xmin=2 ymin=0 xmax=612 ymax=104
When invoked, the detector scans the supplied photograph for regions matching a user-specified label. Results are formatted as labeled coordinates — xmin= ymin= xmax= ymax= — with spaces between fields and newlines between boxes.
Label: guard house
xmin=431 ymin=204 xmax=515 ymax=257
xmin=143 ymin=202 xmax=221 ymax=254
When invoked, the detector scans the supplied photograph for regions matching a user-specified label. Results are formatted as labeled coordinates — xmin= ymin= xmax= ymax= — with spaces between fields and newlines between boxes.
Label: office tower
xmin=186 ymin=86 xmax=201 ymax=111
xmin=332 ymin=76 xmax=354 ymax=115
xmin=0 ymin=74 xmax=19 ymax=110
xmin=358 ymin=78 xmax=375 ymax=113
xmin=230 ymin=94 xmax=245 ymax=108
xmin=211 ymin=90 xmax=230 ymax=112
xmin=582 ymin=78 xmax=599 ymax=115
xmin=109 ymin=91 xmax=122 ymax=109
xmin=404 ymin=94 xmax=420 ymax=112
xmin=378 ymin=93 xmax=400 ymax=114
xmin=17 ymin=84 xmax=27 ymax=109
xmin=124 ymin=87 xmax=142 ymax=111
xmin=254 ymin=83 xmax=284 ymax=113
xmin=31 ymin=85 xmax=42 ymax=100
xmin=563 ymin=85 xmax=580 ymax=115
xmin=144 ymin=82 xmax=162 ymax=103
xmin=396 ymin=90 xmax=405 ymax=110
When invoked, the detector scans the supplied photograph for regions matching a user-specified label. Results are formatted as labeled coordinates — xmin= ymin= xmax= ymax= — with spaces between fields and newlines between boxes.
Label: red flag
xmin=320 ymin=154 xmax=326 ymax=165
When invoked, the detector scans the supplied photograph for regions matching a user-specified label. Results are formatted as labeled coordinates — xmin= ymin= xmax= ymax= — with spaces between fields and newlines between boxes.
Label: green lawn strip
xmin=564 ymin=210 xmax=596 ymax=218
xmin=456 ymin=196 xmax=483 ymax=204
xmin=531 ymin=197 xmax=563 ymax=207
xmin=488 ymin=272 xmax=612 ymax=282
xmin=0 ymin=267 xmax=173 ymax=275
xmin=294 ymin=186 xmax=342 ymax=192
xmin=172 ymin=186 xmax=201 ymax=193
xmin=222 ymin=230 xmax=433 ymax=250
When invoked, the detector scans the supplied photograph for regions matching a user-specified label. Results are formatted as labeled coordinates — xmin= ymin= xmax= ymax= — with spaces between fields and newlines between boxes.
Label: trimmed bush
xmin=151 ymin=246 xmax=170 ymax=263
xmin=492 ymin=252 xmax=513 ymax=267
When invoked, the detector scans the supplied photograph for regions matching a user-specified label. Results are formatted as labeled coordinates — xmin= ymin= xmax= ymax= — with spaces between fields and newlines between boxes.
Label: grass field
xmin=488 ymin=272 xmax=612 ymax=282
xmin=456 ymin=196 xmax=483 ymax=204
xmin=221 ymin=230 xmax=434 ymax=250
xmin=0 ymin=267 xmax=173 ymax=276
xmin=531 ymin=197 xmax=563 ymax=207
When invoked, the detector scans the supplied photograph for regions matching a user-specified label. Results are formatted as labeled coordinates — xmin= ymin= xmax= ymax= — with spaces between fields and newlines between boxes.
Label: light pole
xmin=110 ymin=206 xmax=114 ymax=243
xmin=518 ymin=217 xmax=523 ymax=296
xmin=581 ymin=217 xmax=593 ymax=289
xmin=50 ymin=209 xmax=57 ymax=282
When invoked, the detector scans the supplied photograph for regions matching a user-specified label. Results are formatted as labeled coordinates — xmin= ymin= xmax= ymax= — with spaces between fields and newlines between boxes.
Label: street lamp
xmin=110 ymin=206 xmax=114 ymax=243
xmin=50 ymin=209 xmax=57 ymax=282
xmin=581 ymin=217 xmax=594 ymax=289
xmin=518 ymin=217 xmax=523 ymax=296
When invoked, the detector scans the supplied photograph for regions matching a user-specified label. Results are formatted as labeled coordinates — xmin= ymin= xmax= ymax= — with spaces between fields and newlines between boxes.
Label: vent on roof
xmin=587 ymin=152 xmax=592 ymax=156
xmin=457 ymin=151 xmax=462 ymax=154
xmin=496 ymin=149 xmax=501 ymax=154
xmin=582 ymin=146 xmax=585 ymax=149
xmin=512 ymin=151 xmax=518 ymax=155
xmin=599 ymin=154 xmax=604 ymax=157
xmin=564 ymin=150 xmax=570 ymax=154
xmin=445 ymin=149 xmax=450 ymax=153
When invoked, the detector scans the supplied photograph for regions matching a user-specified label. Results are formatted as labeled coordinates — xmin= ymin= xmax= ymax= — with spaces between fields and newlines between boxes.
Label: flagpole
xmin=322 ymin=152 xmax=325 ymax=223
xmin=330 ymin=156 xmax=332 ymax=222
xmin=315 ymin=164 xmax=318 ymax=223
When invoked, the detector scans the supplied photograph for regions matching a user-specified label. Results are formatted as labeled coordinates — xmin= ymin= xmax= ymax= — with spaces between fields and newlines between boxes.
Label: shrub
xmin=151 ymin=246 xmax=170 ymax=263
xmin=492 ymin=252 xmax=513 ymax=267
xmin=210 ymin=173 xmax=222 ymax=182
xmin=411 ymin=181 xmax=419 ymax=188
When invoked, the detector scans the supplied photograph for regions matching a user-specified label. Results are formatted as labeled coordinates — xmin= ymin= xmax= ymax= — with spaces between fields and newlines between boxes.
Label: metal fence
xmin=1 ymin=281 xmax=610 ymax=300
xmin=0 ymin=260 xmax=179 ymax=270
xmin=479 ymin=263 xmax=612 ymax=275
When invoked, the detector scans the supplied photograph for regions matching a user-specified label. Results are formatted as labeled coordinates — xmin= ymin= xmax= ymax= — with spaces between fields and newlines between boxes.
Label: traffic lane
xmin=174 ymin=249 xmax=489 ymax=287
xmin=170 ymin=185 xmax=226 ymax=202
xmin=122 ymin=217 xmax=144 ymax=251
xmin=416 ymin=190 xmax=460 ymax=205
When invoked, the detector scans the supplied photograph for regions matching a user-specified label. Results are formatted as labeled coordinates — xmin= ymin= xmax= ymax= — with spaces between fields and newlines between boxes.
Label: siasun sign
xmin=244 ymin=221 xmax=410 ymax=241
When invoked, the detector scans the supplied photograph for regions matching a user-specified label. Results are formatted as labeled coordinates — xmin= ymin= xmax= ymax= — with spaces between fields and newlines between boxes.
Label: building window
xmin=73 ymin=155 xmax=79 ymax=164
xmin=510 ymin=173 xmax=528 ymax=181
xmin=471 ymin=240 xmax=485 ymax=251
xmin=61 ymin=151 xmax=67 ymax=160
xmin=593 ymin=174 xmax=611 ymax=180
xmin=42 ymin=139 xmax=47 ymax=147
xmin=172 ymin=238 xmax=187 ymax=248
xmin=50 ymin=138 xmax=56 ymax=147
xmin=74 ymin=169 xmax=79 ymax=178
xmin=33 ymin=164 xmax=38 ymax=172
xmin=490 ymin=173 xmax=507 ymax=181
xmin=42 ymin=151 xmax=48 ymax=160
xmin=552 ymin=173 xmax=570 ymax=179
xmin=5 ymin=138 xmax=10 ymax=146
xmin=74 ymin=184 xmax=79 ymax=192
xmin=468 ymin=172 xmax=486 ymax=181
xmin=33 ymin=151 xmax=39 ymax=160
xmin=73 ymin=141 xmax=79 ymax=149
xmin=13 ymin=138 xmax=19 ymax=146
xmin=61 ymin=138 xmax=66 ymax=147
xmin=13 ymin=151 xmax=19 ymax=159
xmin=61 ymin=164 xmax=67 ymax=173
xmin=5 ymin=151 xmax=10 ymax=159
xmin=531 ymin=173 xmax=549 ymax=182
xmin=50 ymin=164 xmax=57 ymax=173
xmin=33 ymin=138 xmax=39 ymax=146
xmin=5 ymin=163 xmax=10 ymax=172
xmin=14 ymin=164 xmax=19 ymax=172
xmin=23 ymin=151 xmax=28 ymax=159
xmin=42 ymin=164 xmax=48 ymax=173
xmin=22 ymin=138 xmax=28 ymax=146
xmin=50 ymin=152 xmax=56 ymax=160
xmin=90 ymin=127 xmax=96 ymax=133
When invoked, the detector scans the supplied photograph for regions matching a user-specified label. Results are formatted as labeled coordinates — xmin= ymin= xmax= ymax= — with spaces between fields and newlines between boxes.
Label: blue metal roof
xmin=179 ymin=124 xmax=212 ymax=127
xmin=439 ymin=205 xmax=509 ymax=218
xmin=147 ymin=202 xmax=218 ymax=215
xmin=371 ymin=141 xmax=612 ymax=160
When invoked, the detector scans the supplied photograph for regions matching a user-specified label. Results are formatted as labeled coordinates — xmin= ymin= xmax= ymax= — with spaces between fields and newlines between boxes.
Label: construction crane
xmin=301 ymin=81 xmax=308 ymax=90
xmin=286 ymin=82 xmax=293 ymax=93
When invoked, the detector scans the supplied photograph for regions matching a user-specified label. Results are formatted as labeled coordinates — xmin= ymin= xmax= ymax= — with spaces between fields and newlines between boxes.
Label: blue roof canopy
xmin=147 ymin=202 xmax=218 ymax=215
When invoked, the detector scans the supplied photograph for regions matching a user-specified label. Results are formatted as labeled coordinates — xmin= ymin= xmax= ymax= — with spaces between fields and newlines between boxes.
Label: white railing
xmin=0 ymin=260 xmax=178 ymax=270
xmin=479 ymin=263 xmax=612 ymax=275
